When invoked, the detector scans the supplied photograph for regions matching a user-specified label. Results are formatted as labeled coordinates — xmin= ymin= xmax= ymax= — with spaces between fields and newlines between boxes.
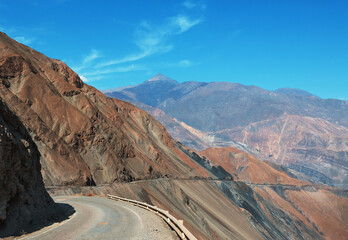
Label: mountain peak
xmin=146 ymin=73 xmax=179 ymax=84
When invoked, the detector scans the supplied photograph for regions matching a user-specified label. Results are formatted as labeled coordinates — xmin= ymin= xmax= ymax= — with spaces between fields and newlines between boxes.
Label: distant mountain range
xmin=105 ymin=73 xmax=348 ymax=188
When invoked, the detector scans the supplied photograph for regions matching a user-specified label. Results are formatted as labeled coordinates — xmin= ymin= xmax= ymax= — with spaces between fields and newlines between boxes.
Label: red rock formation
xmin=0 ymin=32 xmax=211 ymax=186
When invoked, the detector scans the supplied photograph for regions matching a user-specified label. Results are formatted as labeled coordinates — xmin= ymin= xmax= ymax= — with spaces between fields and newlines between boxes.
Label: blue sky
xmin=0 ymin=0 xmax=347 ymax=99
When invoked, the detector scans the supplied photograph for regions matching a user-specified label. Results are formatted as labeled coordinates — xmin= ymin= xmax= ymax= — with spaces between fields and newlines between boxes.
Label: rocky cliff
xmin=0 ymin=99 xmax=59 ymax=237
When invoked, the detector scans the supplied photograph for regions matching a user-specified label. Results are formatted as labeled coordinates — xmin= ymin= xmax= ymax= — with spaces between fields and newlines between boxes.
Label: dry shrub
xmin=87 ymin=193 xmax=95 ymax=196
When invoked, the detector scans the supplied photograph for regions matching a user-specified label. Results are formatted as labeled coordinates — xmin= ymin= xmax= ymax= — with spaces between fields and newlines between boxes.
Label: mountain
xmin=105 ymin=74 xmax=348 ymax=188
xmin=107 ymin=76 xmax=348 ymax=131
xmin=127 ymin=101 xmax=258 ymax=153
xmin=106 ymin=73 xmax=180 ymax=107
xmin=0 ymin=32 xmax=229 ymax=187
xmin=1 ymin=32 xmax=347 ymax=239
xmin=0 ymin=99 xmax=60 ymax=237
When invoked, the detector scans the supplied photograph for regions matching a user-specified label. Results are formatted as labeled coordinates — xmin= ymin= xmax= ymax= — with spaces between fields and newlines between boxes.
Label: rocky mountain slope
xmin=0 ymin=32 xmax=227 ymax=187
xmin=48 ymin=147 xmax=348 ymax=240
xmin=216 ymin=114 xmax=348 ymax=188
xmin=111 ymin=179 xmax=348 ymax=240
xmin=106 ymin=74 xmax=348 ymax=188
xmin=0 ymin=99 xmax=60 ymax=237
xmin=2 ymin=32 xmax=347 ymax=239
xmin=199 ymin=146 xmax=305 ymax=185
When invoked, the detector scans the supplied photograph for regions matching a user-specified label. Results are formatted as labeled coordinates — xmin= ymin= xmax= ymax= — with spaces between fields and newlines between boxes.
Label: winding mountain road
xmin=19 ymin=196 xmax=178 ymax=240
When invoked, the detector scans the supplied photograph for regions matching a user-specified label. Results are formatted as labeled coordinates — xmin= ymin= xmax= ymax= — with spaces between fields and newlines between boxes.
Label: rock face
xmin=0 ymin=99 xmax=58 ymax=237
xmin=0 ymin=32 xmax=223 ymax=187
xmin=216 ymin=115 xmax=348 ymax=188
xmin=199 ymin=146 xmax=305 ymax=185
xmin=106 ymin=74 xmax=348 ymax=188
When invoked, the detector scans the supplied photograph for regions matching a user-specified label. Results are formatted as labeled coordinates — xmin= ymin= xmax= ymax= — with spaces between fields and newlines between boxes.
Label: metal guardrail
xmin=107 ymin=194 xmax=197 ymax=240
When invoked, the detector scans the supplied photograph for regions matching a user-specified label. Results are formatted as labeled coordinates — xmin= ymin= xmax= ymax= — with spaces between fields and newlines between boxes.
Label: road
xmin=18 ymin=196 xmax=178 ymax=240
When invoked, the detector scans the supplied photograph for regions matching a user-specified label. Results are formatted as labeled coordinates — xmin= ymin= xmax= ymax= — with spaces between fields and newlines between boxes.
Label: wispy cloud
xmin=96 ymin=50 xmax=152 ymax=68
xmin=179 ymin=59 xmax=192 ymax=67
xmin=80 ymin=75 xmax=89 ymax=82
xmin=97 ymin=14 xmax=202 ymax=68
xmin=172 ymin=15 xmax=202 ymax=34
xmin=75 ymin=51 xmax=149 ymax=82
xmin=163 ymin=59 xmax=195 ymax=68
xmin=83 ymin=64 xmax=146 ymax=77
xmin=83 ymin=49 xmax=100 ymax=64
xmin=183 ymin=0 xmax=206 ymax=10
xmin=73 ymin=49 xmax=101 ymax=72
xmin=183 ymin=0 xmax=196 ymax=9
xmin=14 ymin=36 xmax=35 ymax=45
xmin=76 ymin=12 xmax=202 ymax=82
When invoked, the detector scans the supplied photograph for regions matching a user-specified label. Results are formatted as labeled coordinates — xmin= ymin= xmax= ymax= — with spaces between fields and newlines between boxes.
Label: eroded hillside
xmin=0 ymin=32 xmax=219 ymax=186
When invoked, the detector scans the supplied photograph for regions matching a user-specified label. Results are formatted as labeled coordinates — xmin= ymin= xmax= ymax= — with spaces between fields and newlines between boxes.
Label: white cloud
xmin=83 ymin=64 xmax=146 ymax=76
xmin=97 ymin=14 xmax=202 ymax=68
xmin=183 ymin=0 xmax=196 ymax=9
xmin=73 ymin=49 xmax=101 ymax=72
xmin=83 ymin=49 xmax=100 ymax=64
xmin=163 ymin=60 xmax=194 ymax=68
xmin=96 ymin=51 xmax=151 ymax=68
xmin=14 ymin=36 xmax=34 ymax=45
xmin=183 ymin=0 xmax=206 ymax=10
xmin=179 ymin=60 xmax=192 ymax=67
xmin=172 ymin=15 xmax=202 ymax=34
xmin=80 ymin=75 xmax=89 ymax=82
xmin=75 ymin=13 xmax=202 ymax=81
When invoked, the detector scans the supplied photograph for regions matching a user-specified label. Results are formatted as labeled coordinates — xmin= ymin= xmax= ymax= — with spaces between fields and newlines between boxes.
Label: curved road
xmin=19 ymin=196 xmax=178 ymax=240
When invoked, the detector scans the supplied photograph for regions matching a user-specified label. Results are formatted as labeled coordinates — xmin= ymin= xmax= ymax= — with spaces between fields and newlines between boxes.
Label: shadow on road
xmin=1 ymin=203 xmax=75 ymax=239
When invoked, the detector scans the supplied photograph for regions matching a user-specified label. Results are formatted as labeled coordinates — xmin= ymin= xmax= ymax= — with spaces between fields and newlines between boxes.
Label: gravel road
xmin=18 ymin=196 xmax=179 ymax=240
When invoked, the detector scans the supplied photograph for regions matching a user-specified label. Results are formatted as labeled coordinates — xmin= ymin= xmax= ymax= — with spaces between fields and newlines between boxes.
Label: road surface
xmin=19 ymin=196 xmax=178 ymax=240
